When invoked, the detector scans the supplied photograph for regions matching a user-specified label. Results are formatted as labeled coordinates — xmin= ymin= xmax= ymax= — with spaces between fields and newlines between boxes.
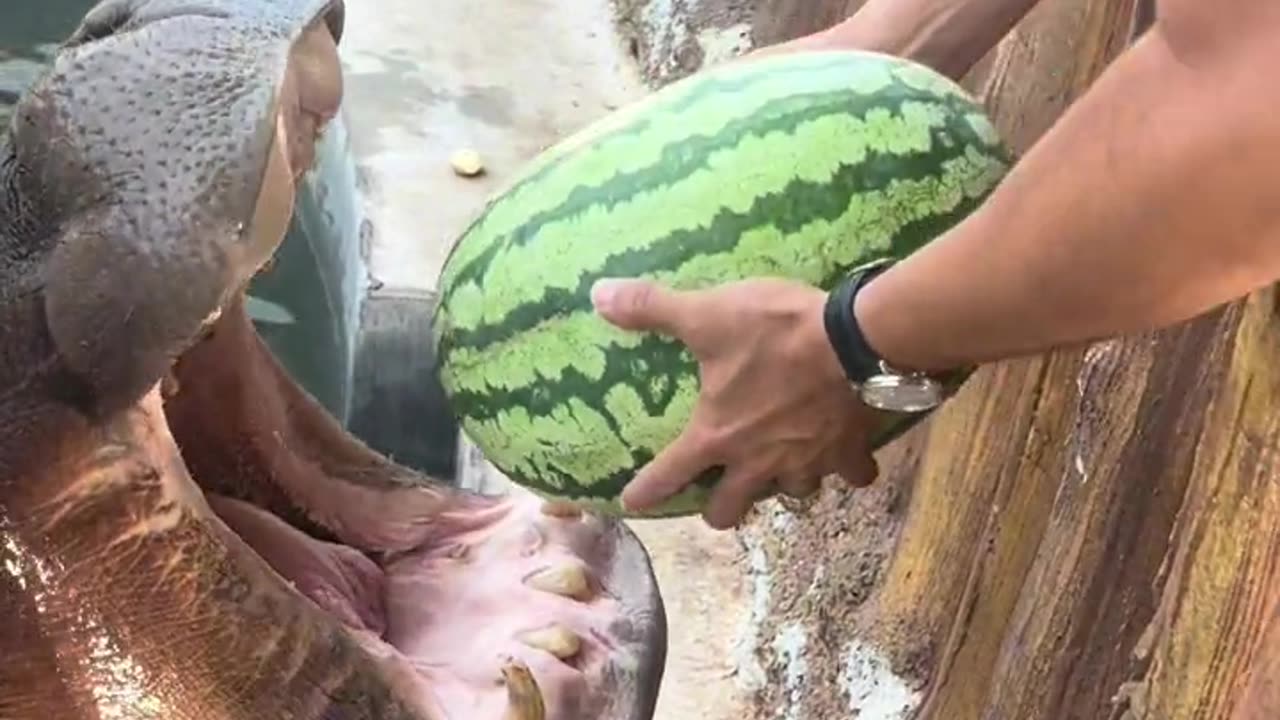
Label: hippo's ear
xmin=14 ymin=4 xmax=336 ymax=417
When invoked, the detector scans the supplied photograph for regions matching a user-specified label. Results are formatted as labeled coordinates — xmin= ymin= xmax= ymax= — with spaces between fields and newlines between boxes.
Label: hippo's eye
xmin=64 ymin=0 xmax=133 ymax=47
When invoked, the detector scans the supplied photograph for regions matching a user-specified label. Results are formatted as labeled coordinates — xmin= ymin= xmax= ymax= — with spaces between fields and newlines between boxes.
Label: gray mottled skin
xmin=0 ymin=2 xmax=666 ymax=718
xmin=8 ymin=0 xmax=343 ymax=417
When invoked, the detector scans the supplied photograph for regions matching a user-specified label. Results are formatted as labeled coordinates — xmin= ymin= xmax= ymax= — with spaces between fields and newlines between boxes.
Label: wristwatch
xmin=822 ymin=258 xmax=948 ymax=413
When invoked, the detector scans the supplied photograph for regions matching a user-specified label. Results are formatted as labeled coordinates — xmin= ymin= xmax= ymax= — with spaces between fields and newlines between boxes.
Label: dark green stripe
xmin=514 ymin=366 xmax=976 ymax=502
xmin=511 ymin=450 xmax=719 ymax=504
xmin=450 ymin=332 xmax=694 ymax=425
xmin=444 ymin=178 xmax=990 ymax=433
xmin=437 ymin=107 xmax=1000 ymax=362
xmin=439 ymin=52 xmax=903 ymax=270
xmin=439 ymin=60 xmax=968 ymax=304
xmin=443 ymin=88 xmax=963 ymax=304
xmin=455 ymin=185 xmax=990 ymax=497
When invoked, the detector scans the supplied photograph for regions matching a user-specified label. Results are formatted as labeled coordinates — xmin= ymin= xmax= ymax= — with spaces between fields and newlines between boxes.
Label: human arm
xmin=856 ymin=0 xmax=1280 ymax=373
xmin=755 ymin=0 xmax=1044 ymax=80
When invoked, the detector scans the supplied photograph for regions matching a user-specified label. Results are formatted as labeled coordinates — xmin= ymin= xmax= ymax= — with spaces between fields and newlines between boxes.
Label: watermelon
xmin=431 ymin=50 xmax=1011 ymax=518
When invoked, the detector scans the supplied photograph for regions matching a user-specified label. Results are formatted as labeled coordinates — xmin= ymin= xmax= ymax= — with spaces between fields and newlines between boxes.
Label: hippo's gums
xmin=0 ymin=1 xmax=668 ymax=718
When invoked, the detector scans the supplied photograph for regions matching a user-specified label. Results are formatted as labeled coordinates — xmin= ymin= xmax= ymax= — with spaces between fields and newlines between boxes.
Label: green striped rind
xmin=432 ymin=50 xmax=1012 ymax=517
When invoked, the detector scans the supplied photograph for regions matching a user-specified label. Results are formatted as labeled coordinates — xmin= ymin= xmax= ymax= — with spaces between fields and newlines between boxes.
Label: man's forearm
xmin=855 ymin=10 xmax=1280 ymax=373
xmin=819 ymin=0 xmax=1043 ymax=79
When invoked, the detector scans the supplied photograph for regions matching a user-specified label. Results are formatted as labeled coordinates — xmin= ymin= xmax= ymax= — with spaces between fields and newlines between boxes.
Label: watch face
xmin=861 ymin=376 xmax=943 ymax=413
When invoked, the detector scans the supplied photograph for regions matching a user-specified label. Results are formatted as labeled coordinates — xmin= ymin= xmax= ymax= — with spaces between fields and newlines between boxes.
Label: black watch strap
xmin=823 ymin=259 xmax=894 ymax=385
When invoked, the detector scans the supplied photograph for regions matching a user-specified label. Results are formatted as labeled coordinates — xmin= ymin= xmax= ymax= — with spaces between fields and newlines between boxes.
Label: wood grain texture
xmin=733 ymin=0 xmax=1280 ymax=718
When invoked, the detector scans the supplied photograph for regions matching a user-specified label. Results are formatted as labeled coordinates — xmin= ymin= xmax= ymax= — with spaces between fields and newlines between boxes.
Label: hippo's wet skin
xmin=0 ymin=1 xmax=667 ymax=718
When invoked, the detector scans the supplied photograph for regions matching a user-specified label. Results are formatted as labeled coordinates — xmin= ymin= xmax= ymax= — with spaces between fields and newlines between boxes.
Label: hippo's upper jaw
xmin=0 ymin=2 xmax=667 ymax=719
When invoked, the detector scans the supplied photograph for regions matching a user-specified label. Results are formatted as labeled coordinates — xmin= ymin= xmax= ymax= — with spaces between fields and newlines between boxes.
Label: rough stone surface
xmin=731 ymin=479 xmax=921 ymax=720
xmin=613 ymin=0 xmax=757 ymax=86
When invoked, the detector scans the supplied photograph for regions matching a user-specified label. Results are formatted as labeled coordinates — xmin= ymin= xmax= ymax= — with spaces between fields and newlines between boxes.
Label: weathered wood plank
xmin=720 ymin=0 xmax=1280 ymax=718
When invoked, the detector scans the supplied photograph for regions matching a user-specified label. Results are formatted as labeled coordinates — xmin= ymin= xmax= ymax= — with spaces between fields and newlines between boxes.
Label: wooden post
xmin=734 ymin=0 xmax=1280 ymax=717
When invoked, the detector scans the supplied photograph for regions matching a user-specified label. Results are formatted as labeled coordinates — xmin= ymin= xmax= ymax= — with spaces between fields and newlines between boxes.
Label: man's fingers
xmin=833 ymin=449 xmax=879 ymax=489
xmin=776 ymin=471 xmax=821 ymax=500
xmin=591 ymin=277 xmax=694 ymax=338
xmin=620 ymin=429 xmax=716 ymax=514
xmin=703 ymin=463 xmax=773 ymax=530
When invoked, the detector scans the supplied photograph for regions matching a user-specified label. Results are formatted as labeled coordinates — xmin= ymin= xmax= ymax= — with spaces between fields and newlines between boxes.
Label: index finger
xmin=620 ymin=427 xmax=717 ymax=513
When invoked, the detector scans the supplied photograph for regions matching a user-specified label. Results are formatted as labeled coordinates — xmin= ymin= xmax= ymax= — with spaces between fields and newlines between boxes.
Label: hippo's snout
xmin=8 ymin=0 xmax=346 ymax=420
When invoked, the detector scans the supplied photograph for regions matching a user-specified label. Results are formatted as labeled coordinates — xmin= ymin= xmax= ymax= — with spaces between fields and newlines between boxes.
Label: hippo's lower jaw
xmin=0 ymin=0 xmax=666 ymax=718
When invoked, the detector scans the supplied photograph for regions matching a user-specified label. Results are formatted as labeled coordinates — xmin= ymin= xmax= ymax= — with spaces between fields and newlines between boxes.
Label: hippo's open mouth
xmin=0 ymin=1 xmax=666 ymax=718
xmin=159 ymin=296 xmax=666 ymax=720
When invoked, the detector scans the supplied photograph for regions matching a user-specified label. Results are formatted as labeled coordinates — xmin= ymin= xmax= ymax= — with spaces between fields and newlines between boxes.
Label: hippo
xmin=0 ymin=1 xmax=667 ymax=718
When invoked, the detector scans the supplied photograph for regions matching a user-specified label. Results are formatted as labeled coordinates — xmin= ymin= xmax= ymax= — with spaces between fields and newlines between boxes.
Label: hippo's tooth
xmin=501 ymin=658 xmax=546 ymax=720
xmin=524 ymin=563 xmax=591 ymax=601
xmin=518 ymin=625 xmax=582 ymax=660
xmin=539 ymin=500 xmax=583 ymax=519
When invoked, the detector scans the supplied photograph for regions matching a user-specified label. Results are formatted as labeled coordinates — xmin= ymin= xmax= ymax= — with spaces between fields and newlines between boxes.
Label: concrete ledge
xmin=347 ymin=290 xmax=460 ymax=482
xmin=612 ymin=0 xmax=757 ymax=86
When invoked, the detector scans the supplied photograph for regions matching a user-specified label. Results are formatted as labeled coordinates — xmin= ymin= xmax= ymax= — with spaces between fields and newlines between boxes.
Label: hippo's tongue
xmin=206 ymin=485 xmax=618 ymax=708
xmin=208 ymin=494 xmax=389 ymax=635
xmin=204 ymin=481 xmax=627 ymax=719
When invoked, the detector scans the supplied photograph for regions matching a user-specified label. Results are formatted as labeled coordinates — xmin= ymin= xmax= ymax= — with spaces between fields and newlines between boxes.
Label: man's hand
xmin=591 ymin=277 xmax=880 ymax=529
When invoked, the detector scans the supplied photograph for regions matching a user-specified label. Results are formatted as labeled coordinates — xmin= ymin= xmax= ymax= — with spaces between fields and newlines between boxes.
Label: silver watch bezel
xmin=856 ymin=361 xmax=946 ymax=413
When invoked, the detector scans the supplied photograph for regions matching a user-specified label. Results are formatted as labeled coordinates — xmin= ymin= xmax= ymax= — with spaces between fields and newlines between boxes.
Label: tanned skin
xmin=857 ymin=0 xmax=1280 ymax=372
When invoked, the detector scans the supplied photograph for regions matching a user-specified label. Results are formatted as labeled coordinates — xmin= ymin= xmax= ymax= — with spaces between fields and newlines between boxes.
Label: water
xmin=0 ymin=0 xmax=90 ymax=124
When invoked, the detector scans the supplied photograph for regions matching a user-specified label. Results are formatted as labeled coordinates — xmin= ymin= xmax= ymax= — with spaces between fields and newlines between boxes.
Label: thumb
xmin=591 ymin=277 xmax=690 ymax=337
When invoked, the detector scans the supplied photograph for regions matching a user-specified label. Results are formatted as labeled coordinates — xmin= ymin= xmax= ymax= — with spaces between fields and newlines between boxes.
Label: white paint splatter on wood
xmin=731 ymin=532 xmax=773 ymax=691
xmin=772 ymin=623 xmax=809 ymax=720
xmin=839 ymin=639 xmax=923 ymax=719
xmin=697 ymin=22 xmax=753 ymax=66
